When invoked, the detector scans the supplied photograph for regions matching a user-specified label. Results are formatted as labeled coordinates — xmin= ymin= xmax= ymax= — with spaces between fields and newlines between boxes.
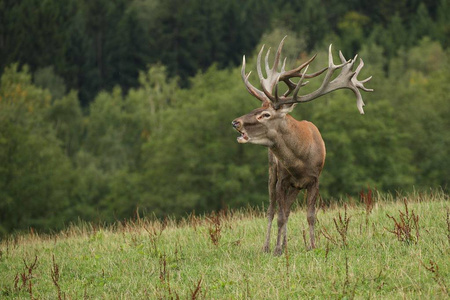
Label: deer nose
xmin=232 ymin=120 xmax=241 ymax=129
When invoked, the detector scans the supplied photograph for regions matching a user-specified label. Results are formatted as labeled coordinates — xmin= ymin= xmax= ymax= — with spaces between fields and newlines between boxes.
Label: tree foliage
xmin=0 ymin=65 xmax=73 ymax=234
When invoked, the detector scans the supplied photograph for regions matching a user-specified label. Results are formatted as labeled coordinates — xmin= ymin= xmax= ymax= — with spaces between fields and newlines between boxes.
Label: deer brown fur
xmin=232 ymin=37 xmax=372 ymax=255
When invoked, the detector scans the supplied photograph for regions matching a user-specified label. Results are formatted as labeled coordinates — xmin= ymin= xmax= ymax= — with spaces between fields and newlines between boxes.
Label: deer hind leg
xmin=306 ymin=181 xmax=319 ymax=249
xmin=263 ymin=150 xmax=278 ymax=253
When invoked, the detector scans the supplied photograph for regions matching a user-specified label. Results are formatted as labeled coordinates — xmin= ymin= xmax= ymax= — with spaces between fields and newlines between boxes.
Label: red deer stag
xmin=232 ymin=37 xmax=372 ymax=255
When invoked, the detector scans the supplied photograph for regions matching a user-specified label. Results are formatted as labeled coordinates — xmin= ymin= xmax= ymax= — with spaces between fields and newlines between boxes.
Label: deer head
xmin=232 ymin=101 xmax=296 ymax=146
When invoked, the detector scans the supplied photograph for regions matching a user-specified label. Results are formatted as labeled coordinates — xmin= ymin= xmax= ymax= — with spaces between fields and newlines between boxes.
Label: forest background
xmin=0 ymin=0 xmax=449 ymax=235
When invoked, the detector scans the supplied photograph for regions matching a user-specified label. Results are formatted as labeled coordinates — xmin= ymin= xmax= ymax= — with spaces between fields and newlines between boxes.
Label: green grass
xmin=1 ymin=190 xmax=449 ymax=299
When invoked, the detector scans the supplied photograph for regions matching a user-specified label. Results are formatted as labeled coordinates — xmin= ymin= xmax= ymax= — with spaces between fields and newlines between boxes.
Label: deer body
xmin=233 ymin=102 xmax=325 ymax=255
xmin=269 ymin=117 xmax=325 ymax=187
xmin=232 ymin=37 xmax=372 ymax=255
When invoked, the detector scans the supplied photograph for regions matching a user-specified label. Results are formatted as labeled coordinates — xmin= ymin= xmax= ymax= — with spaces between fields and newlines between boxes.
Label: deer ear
xmin=277 ymin=103 xmax=296 ymax=114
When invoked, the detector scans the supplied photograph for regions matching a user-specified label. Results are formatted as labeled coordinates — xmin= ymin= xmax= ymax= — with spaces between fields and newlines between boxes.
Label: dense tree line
xmin=2 ymin=0 xmax=449 ymax=104
xmin=0 ymin=0 xmax=449 ymax=234
xmin=0 ymin=0 xmax=271 ymax=104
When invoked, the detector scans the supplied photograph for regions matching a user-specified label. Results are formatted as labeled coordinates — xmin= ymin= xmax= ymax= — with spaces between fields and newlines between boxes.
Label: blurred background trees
xmin=0 ymin=0 xmax=449 ymax=234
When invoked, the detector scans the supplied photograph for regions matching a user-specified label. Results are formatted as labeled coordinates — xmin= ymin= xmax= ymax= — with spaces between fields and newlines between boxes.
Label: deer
xmin=232 ymin=36 xmax=372 ymax=256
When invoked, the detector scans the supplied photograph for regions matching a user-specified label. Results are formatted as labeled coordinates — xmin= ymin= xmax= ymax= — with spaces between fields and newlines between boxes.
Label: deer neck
xmin=268 ymin=115 xmax=308 ymax=178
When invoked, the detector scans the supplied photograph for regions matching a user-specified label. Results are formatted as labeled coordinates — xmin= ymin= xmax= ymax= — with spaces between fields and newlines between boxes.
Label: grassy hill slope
xmin=1 ymin=190 xmax=449 ymax=299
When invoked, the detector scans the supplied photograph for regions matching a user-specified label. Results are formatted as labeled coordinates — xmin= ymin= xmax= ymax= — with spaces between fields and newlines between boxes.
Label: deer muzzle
xmin=232 ymin=119 xmax=249 ymax=143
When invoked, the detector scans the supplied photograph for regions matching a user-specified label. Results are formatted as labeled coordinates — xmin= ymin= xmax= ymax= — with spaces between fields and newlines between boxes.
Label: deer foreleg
xmin=263 ymin=150 xmax=278 ymax=253
xmin=274 ymin=206 xmax=288 ymax=256
xmin=274 ymin=185 xmax=298 ymax=256
xmin=283 ymin=187 xmax=299 ymax=248
xmin=263 ymin=200 xmax=276 ymax=253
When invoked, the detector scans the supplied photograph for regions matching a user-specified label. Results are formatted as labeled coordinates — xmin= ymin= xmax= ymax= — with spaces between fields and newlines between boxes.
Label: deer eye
xmin=263 ymin=113 xmax=271 ymax=118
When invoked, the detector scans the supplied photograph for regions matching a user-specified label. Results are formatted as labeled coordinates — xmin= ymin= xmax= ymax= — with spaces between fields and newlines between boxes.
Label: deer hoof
xmin=307 ymin=243 xmax=316 ymax=251
xmin=273 ymin=247 xmax=283 ymax=256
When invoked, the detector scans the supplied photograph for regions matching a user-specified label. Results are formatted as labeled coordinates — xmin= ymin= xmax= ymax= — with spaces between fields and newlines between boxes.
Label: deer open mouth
xmin=232 ymin=120 xmax=249 ymax=143
xmin=236 ymin=129 xmax=249 ymax=143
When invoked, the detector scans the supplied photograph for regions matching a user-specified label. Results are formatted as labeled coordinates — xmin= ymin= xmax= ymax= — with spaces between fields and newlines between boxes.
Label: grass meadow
xmin=0 ymin=189 xmax=449 ymax=299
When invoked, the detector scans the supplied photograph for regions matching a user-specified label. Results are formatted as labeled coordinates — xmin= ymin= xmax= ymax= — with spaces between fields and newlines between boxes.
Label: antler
xmin=241 ymin=36 xmax=373 ymax=114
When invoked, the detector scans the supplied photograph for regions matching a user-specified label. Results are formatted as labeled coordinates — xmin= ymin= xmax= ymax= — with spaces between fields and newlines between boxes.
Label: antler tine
xmin=241 ymin=55 xmax=269 ymax=102
xmin=352 ymin=58 xmax=374 ymax=113
xmin=256 ymin=45 xmax=265 ymax=85
xmin=272 ymin=35 xmax=287 ymax=74
xmin=281 ymin=57 xmax=287 ymax=73
xmin=354 ymin=58 xmax=373 ymax=92
xmin=291 ymin=65 xmax=309 ymax=100
xmin=264 ymin=48 xmax=271 ymax=79
xmin=280 ymin=53 xmax=317 ymax=80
